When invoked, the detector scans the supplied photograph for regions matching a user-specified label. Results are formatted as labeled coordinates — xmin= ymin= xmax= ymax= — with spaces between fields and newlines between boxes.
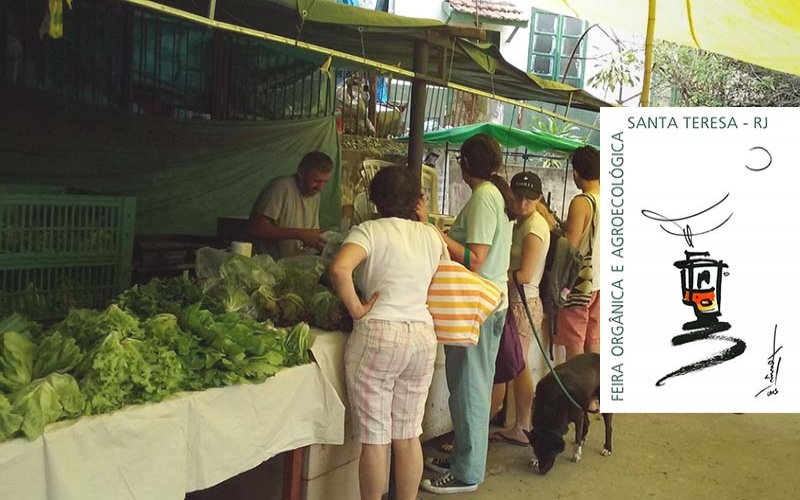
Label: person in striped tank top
xmin=556 ymin=146 xmax=601 ymax=361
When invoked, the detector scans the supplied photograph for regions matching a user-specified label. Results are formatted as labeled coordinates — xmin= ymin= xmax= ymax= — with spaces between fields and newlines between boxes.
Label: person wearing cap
xmin=488 ymin=171 xmax=551 ymax=447
xmin=557 ymin=145 xmax=600 ymax=360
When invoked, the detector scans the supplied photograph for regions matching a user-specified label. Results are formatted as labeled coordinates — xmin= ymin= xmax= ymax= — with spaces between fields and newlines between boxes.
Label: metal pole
xmin=208 ymin=0 xmax=217 ymax=19
xmin=443 ymin=142 xmax=450 ymax=213
xmin=407 ymin=40 xmax=429 ymax=181
xmin=561 ymin=161 xmax=570 ymax=221
xmin=640 ymin=0 xmax=657 ymax=106
xmin=523 ymin=148 xmax=528 ymax=172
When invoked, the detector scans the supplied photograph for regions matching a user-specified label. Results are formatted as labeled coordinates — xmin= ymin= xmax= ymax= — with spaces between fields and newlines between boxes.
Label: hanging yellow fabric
xmin=48 ymin=0 xmax=73 ymax=39
xmin=528 ymin=0 xmax=800 ymax=77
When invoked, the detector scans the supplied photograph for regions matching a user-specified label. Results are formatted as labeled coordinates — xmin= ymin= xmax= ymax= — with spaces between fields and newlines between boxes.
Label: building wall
xmin=392 ymin=1 xmax=530 ymax=75
xmin=391 ymin=0 xmax=644 ymax=106
xmin=422 ymin=147 xmax=580 ymax=219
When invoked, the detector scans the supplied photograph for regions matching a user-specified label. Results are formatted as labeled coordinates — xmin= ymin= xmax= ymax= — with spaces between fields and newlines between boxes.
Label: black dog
xmin=523 ymin=353 xmax=612 ymax=475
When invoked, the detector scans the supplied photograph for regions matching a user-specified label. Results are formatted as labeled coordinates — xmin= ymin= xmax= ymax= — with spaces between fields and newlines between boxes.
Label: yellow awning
xmin=528 ymin=0 xmax=800 ymax=77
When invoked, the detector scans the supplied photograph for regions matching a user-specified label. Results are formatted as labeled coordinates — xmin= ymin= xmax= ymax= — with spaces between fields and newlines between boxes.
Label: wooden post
xmin=407 ymin=40 xmax=429 ymax=181
xmin=282 ymin=447 xmax=305 ymax=500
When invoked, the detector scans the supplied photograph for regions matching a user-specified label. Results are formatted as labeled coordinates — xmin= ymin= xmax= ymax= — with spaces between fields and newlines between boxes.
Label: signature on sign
xmin=755 ymin=325 xmax=782 ymax=398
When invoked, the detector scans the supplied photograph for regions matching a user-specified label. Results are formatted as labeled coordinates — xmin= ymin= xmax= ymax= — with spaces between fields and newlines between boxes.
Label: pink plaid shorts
xmin=344 ymin=319 xmax=437 ymax=444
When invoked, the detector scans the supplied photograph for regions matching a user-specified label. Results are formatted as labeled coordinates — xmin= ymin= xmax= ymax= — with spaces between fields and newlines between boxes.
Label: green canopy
xmin=397 ymin=122 xmax=591 ymax=153
xmin=154 ymin=0 xmax=611 ymax=111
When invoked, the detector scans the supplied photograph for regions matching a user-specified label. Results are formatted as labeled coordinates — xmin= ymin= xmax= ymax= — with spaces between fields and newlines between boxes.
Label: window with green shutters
xmin=528 ymin=9 xmax=587 ymax=88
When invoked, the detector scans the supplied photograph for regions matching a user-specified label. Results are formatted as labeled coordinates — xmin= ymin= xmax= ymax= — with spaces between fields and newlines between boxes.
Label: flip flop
xmin=489 ymin=431 xmax=529 ymax=447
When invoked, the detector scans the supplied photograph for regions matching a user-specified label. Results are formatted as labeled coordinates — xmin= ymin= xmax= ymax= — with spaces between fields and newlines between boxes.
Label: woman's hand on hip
xmin=350 ymin=292 xmax=379 ymax=320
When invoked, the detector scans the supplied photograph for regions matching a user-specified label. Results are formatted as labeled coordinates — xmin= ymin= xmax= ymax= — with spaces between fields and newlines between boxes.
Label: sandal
xmin=489 ymin=431 xmax=529 ymax=447
xmin=439 ymin=440 xmax=454 ymax=453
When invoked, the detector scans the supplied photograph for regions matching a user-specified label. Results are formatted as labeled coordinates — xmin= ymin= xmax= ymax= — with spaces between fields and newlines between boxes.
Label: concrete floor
xmin=419 ymin=413 xmax=800 ymax=500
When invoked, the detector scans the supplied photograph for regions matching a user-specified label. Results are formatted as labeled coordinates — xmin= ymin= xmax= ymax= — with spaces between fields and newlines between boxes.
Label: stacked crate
xmin=0 ymin=189 xmax=136 ymax=320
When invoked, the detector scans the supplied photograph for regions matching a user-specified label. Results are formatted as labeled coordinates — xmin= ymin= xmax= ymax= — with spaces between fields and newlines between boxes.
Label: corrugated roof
xmin=447 ymin=0 xmax=529 ymax=24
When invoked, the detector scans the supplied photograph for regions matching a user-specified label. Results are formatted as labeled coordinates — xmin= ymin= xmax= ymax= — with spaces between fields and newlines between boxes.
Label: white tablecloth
xmin=309 ymin=329 xmax=349 ymax=404
xmin=0 ymin=363 xmax=345 ymax=500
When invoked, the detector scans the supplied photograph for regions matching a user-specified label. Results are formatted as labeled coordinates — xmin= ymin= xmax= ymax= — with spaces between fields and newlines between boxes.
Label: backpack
xmin=536 ymin=194 xmax=596 ymax=357
xmin=539 ymin=225 xmax=583 ymax=321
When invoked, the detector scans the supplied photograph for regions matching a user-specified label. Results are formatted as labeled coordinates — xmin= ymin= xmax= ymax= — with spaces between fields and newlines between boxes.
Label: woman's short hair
xmin=369 ymin=165 xmax=419 ymax=221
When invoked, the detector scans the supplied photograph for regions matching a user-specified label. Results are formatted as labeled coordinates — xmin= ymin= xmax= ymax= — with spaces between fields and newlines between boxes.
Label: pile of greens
xmin=0 ymin=303 xmax=314 ymax=444
xmin=118 ymin=272 xmax=209 ymax=318
xmin=0 ymin=245 xmax=353 ymax=444
xmin=193 ymin=249 xmax=351 ymax=331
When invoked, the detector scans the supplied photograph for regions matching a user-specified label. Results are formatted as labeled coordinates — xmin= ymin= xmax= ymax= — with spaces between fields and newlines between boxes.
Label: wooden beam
xmin=431 ymin=25 xmax=487 ymax=41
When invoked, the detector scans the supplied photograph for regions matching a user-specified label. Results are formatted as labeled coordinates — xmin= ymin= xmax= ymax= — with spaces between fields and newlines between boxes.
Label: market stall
xmin=0 ymin=243 xmax=354 ymax=500
xmin=1 ymin=1 xmax=609 ymax=499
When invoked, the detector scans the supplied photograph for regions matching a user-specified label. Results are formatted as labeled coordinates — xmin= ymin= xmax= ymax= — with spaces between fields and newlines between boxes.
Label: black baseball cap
xmin=511 ymin=171 xmax=543 ymax=200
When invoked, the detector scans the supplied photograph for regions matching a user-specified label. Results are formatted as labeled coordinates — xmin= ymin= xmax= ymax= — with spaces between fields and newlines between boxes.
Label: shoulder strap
xmin=428 ymin=223 xmax=449 ymax=261
xmin=577 ymin=193 xmax=597 ymax=254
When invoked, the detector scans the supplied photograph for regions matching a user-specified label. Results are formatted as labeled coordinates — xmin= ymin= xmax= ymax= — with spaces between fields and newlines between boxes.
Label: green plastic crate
xmin=0 ymin=193 xmax=136 ymax=320
xmin=0 ymin=263 xmax=121 ymax=319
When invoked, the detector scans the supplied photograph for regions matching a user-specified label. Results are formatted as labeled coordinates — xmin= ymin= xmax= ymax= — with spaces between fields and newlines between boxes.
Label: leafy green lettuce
xmin=11 ymin=373 xmax=85 ymax=440
xmin=78 ymin=309 xmax=187 ymax=414
xmin=308 ymin=289 xmax=347 ymax=331
xmin=32 ymin=332 xmax=83 ymax=379
xmin=0 ymin=393 xmax=23 ymax=441
xmin=118 ymin=272 xmax=206 ymax=318
xmin=0 ymin=330 xmax=35 ymax=393
xmin=278 ymin=293 xmax=307 ymax=327
xmin=54 ymin=305 xmax=141 ymax=351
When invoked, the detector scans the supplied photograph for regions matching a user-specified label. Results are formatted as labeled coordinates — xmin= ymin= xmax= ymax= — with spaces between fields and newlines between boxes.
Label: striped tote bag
xmin=426 ymin=234 xmax=503 ymax=347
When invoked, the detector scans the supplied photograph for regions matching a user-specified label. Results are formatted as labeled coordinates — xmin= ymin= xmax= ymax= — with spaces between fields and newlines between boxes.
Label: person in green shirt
xmin=418 ymin=134 xmax=515 ymax=495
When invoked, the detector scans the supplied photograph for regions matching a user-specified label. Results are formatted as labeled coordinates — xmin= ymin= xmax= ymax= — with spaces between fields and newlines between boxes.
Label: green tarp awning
xmin=156 ymin=0 xmax=611 ymax=111
xmin=0 ymin=86 xmax=342 ymax=236
xmin=397 ymin=122 xmax=590 ymax=153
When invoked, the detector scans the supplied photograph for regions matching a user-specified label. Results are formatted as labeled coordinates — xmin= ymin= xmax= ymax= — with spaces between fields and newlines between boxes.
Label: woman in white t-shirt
xmin=329 ymin=166 xmax=442 ymax=500
xmin=490 ymin=171 xmax=551 ymax=446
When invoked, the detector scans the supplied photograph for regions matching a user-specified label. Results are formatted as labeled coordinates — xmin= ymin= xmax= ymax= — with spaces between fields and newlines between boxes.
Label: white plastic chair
xmin=358 ymin=159 xmax=394 ymax=192
xmin=356 ymin=159 xmax=440 ymax=215
xmin=352 ymin=192 xmax=374 ymax=226
xmin=421 ymin=165 xmax=439 ymax=214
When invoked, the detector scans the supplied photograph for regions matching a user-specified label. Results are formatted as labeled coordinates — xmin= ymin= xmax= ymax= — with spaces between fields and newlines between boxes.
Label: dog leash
xmin=514 ymin=273 xmax=596 ymax=413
